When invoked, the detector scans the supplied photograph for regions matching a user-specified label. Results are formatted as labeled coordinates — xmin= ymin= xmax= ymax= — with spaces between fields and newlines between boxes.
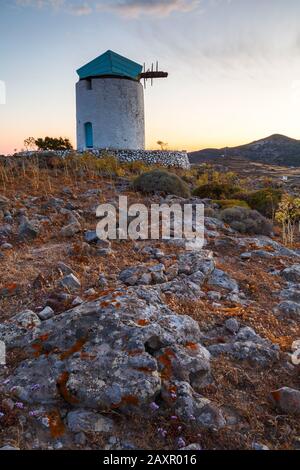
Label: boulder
xmin=208 ymin=269 xmax=239 ymax=293
xmin=38 ymin=306 xmax=55 ymax=321
xmin=225 ymin=318 xmax=240 ymax=334
xmin=60 ymin=222 xmax=81 ymax=238
xmin=84 ymin=230 xmax=98 ymax=244
xmin=18 ymin=217 xmax=39 ymax=240
xmin=60 ymin=274 xmax=81 ymax=291
xmin=281 ymin=265 xmax=300 ymax=283
xmin=162 ymin=381 xmax=225 ymax=431
xmin=4 ymin=286 xmax=214 ymax=424
xmin=274 ymin=301 xmax=300 ymax=320
xmin=280 ymin=287 xmax=300 ymax=302
xmin=270 ymin=387 xmax=300 ymax=415
xmin=209 ymin=327 xmax=280 ymax=367
xmin=11 ymin=310 xmax=41 ymax=328
xmin=67 ymin=410 xmax=114 ymax=433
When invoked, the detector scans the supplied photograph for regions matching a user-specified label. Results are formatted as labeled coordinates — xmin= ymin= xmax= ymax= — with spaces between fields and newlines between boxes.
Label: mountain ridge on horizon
xmin=189 ymin=133 xmax=300 ymax=167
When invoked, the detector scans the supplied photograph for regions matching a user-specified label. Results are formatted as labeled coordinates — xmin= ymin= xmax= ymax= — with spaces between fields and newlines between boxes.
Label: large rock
xmin=161 ymin=381 xmax=225 ymax=430
xmin=11 ymin=310 xmax=41 ymax=328
xmin=237 ymin=236 xmax=300 ymax=258
xmin=4 ymin=286 xmax=214 ymax=423
xmin=270 ymin=387 xmax=300 ymax=415
xmin=0 ymin=323 xmax=33 ymax=347
xmin=59 ymin=274 xmax=81 ymax=291
xmin=274 ymin=301 xmax=300 ymax=320
xmin=60 ymin=222 xmax=81 ymax=238
xmin=84 ymin=230 xmax=98 ymax=244
xmin=209 ymin=327 xmax=280 ymax=367
xmin=280 ymin=287 xmax=300 ymax=302
xmin=67 ymin=410 xmax=114 ymax=433
xmin=177 ymin=251 xmax=214 ymax=279
xmin=281 ymin=265 xmax=300 ymax=283
xmin=18 ymin=217 xmax=39 ymax=241
xmin=208 ymin=269 xmax=239 ymax=293
xmin=158 ymin=251 xmax=215 ymax=300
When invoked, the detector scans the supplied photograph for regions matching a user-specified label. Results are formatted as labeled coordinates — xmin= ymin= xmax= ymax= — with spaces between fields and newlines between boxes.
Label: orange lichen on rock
xmin=185 ymin=342 xmax=199 ymax=351
xmin=137 ymin=319 xmax=150 ymax=326
xmin=31 ymin=334 xmax=50 ymax=357
xmin=39 ymin=333 xmax=50 ymax=342
xmin=136 ymin=367 xmax=154 ymax=374
xmin=128 ymin=349 xmax=144 ymax=356
xmin=47 ymin=409 xmax=65 ymax=439
xmin=270 ymin=390 xmax=281 ymax=402
xmin=158 ymin=348 xmax=176 ymax=379
xmin=60 ymin=337 xmax=87 ymax=360
xmin=56 ymin=371 xmax=79 ymax=405
xmin=112 ymin=395 xmax=139 ymax=409
xmin=31 ymin=343 xmax=43 ymax=358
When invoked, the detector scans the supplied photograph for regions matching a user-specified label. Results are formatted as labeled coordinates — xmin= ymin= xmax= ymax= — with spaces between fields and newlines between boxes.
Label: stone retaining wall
xmin=14 ymin=149 xmax=191 ymax=170
xmin=89 ymin=149 xmax=191 ymax=169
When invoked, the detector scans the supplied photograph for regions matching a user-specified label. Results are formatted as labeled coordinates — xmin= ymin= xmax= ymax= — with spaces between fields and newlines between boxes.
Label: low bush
xmin=133 ymin=169 xmax=191 ymax=198
xmin=220 ymin=207 xmax=273 ymax=235
xmin=275 ymin=194 xmax=300 ymax=246
xmin=242 ymin=188 xmax=283 ymax=218
xmin=204 ymin=207 xmax=218 ymax=218
xmin=213 ymin=199 xmax=250 ymax=210
xmin=193 ymin=182 xmax=241 ymax=200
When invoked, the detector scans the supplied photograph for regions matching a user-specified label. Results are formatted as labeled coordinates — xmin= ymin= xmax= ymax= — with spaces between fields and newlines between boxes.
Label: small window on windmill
xmin=86 ymin=78 xmax=92 ymax=90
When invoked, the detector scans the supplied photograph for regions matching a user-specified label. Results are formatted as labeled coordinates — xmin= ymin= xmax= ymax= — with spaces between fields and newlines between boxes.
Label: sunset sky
xmin=1 ymin=0 xmax=300 ymax=154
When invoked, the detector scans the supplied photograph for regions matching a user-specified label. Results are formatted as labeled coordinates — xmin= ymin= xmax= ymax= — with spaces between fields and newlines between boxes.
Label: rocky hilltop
xmin=0 ymin=155 xmax=299 ymax=450
xmin=189 ymin=134 xmax=300 ymax=167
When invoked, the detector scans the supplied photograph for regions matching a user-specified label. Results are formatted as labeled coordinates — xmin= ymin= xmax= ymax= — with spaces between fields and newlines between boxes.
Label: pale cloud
xmin=16 ymin=0 xmax=91 ymax=15
xmin=15 ymin=0 xmax=203 ymax=17
xmin=97 ymin=0 xmax=201 ymax=17
xmin=69 ymin=2 xmax=92 ymax=15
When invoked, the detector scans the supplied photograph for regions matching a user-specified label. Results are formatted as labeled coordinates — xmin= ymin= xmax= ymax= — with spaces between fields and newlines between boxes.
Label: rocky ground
xmin=0 ymin=167 xmax=299 ymax=450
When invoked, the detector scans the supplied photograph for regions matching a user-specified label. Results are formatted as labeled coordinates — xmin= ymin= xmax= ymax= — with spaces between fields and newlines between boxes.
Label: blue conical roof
xmin=77 ymin=50 xmax=143 ymax=80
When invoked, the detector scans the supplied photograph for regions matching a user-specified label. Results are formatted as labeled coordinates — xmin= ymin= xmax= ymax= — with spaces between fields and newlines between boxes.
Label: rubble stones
xmin=61 ymin=222 xmax=81 ymax=238
xmin=59 ymin=274 xmax=81 ymax=291
xmin=18 ymin=217 xmax=39 ymax=240
xmin=38 ymin=306 xmax=55 ymax=321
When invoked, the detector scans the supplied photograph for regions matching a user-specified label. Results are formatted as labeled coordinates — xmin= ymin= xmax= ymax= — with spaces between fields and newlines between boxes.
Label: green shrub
xmin=133 ymin=169 xmax=191 ymax=198
xmin=213 ymin=199 xmax=250 ymax=210
xmin=220 ymin=207 xmax=273 ymax=236
xmin=35 ymin=136 xmax=73 ymax=151
xmin=193 ymin=182 xmax=241 ymax=200
xmin=242 ymin=188 xmax=283 ymax=218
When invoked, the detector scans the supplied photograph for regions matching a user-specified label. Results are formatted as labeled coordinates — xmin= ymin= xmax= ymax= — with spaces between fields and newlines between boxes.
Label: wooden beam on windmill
xmin=140 ymin=61 xmax=168 ymax=86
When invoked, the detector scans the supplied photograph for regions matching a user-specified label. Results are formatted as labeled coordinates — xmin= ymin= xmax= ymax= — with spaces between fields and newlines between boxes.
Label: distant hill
xmin=189 ymin=134 xmax=300 ymax=166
